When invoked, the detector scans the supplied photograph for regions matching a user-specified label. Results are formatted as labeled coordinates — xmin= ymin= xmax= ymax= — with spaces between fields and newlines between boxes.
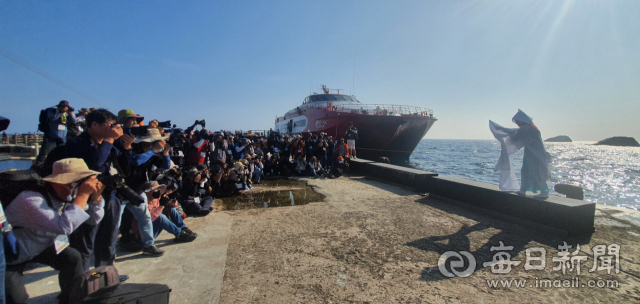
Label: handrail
xmin=278 ymin=103 xmax=434 ymax=120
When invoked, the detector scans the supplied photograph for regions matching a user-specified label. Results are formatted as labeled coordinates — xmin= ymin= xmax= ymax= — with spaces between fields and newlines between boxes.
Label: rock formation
xmin=545 ymin=135 xmax=572 ymax=142
xmin=594 ymin=137 xmax=640 ymax=147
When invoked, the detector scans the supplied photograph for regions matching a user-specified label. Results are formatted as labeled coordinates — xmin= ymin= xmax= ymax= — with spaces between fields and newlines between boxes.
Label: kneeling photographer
xmin=120 ymin=116 xmax=172 ymax=257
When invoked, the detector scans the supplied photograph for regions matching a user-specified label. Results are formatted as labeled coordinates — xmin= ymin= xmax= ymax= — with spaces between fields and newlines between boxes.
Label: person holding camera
xmin=4 ymin=158 xmax=106 ymax=304
xmin=65 ymin=109 xmax=134 ymax=271
xmin=213 ymin=135 xmax=227 ymax=164
xmin=35 ymin=100 xmax=80 ymax=166
xmin=232 ymin=138 xmax=250 ymax=161
xmin=120 ymin=113 xmax=172 ymax=256
xmin=316 ymin=137 xmax=329 ymax=170
xmin=179 ymin=169 xmax=214 ymax=215
xmin=142 ymin=182 xmax=196 ymax=243
xmin=186 ymin=129 xmax=210 ymax=168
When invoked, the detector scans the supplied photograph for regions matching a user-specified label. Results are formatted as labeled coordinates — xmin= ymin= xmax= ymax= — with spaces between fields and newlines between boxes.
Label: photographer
xmin=5 ymin=159 xmax=105 ymax=304
xmin=67 ymin=107 xmax=91 ymax=138
xmin=65 ymin=108 xmax=133 ymax=271
xmin=179 ymin=170 xmax=214 ymax=216
xmin=120 ymin=112 xmax=171 ymax=256
xmin=186 ymin=129 xmax=210 ymax=168
xmin=143 ymin=182 xmax=196 ymax=243
xmin=232 ymin=138 xmax=250 ymax=161
xmin=35 ymin=100 xmax=80 ymax=166
xmin=305 ymin=134 xmax=316 ymax=162
xmin=316 ymin=136 xmax=329 ymax=169
xmin=213 ymin=135 xmax=227 ymax=164
xmin=326 ymin=136 xmax=335 ymax=174
xmin=228 ymin=162 xmax=249 ymax=193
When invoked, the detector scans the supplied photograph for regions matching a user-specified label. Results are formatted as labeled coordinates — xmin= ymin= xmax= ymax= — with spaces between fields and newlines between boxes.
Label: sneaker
xmin=183 ymin=227 xmax=198 ymax=237
xmin=175 ymin=229 xmax=197 ymax=243
xmin=142 ymin=245 xmax=165 ymax=257
xmin=197 ymin=209 xmax=211 ymax=216
xmin=515 ymin=191 xmax=526 ymax=196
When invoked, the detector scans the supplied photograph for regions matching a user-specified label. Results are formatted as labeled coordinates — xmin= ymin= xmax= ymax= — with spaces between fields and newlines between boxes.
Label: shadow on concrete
xmin=114 ymin=253 xmax=153 ymax=263
xmin=28 ymin=292 xmax=59 ymax=304
xmin=407 ymin=197 xmax=591 ymax=282
xmin=23 ymin=269 xmax=58 ymax=284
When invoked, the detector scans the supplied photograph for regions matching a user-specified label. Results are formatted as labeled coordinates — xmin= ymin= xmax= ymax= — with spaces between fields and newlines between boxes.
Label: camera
xmin=123 ymin=127 xmax=149 ymax=137
xmin=168 ymin=136 xmax=185 ymax=148
xmin=97 ymin=174 xmax=144 ymax=205
xmin=157 ymin=120 xmax=171 ymax=128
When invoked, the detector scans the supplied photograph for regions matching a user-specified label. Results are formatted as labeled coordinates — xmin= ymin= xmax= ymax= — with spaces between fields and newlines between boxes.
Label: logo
xmin=438 ymin=251 xmax=476 ymax=278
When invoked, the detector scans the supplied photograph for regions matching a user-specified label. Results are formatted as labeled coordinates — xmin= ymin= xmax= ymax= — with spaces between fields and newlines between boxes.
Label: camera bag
xmin=69 ymin=265 xmax=121 ymax=304
xmin=80 ymin=283 xmax=171 ymax=304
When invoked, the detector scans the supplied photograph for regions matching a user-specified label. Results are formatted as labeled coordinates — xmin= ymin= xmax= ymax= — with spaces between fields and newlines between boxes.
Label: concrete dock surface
xmin=24 ymin=176 xmax=640 ymax=303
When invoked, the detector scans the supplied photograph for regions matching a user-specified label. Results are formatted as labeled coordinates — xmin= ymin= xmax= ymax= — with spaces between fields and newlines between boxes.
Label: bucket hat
xmin=134 ymin=128 xmax=169 ymax=143
xmin=42 ymin=158 xmax=101 ymax=184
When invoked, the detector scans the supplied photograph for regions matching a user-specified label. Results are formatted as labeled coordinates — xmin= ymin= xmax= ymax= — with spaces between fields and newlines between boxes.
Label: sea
xmin=408 ymin=139 xmax=640 ymax=211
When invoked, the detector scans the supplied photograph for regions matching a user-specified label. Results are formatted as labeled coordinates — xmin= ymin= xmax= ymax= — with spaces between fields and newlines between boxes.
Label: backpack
xmin=38 ymin=108 xmax=52 ymax=133
xmin=0 ymin=170 xmax=46 ymax=208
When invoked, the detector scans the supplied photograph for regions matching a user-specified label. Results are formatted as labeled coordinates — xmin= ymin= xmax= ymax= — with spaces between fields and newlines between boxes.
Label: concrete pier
xmin=20 ymin=175 xmax=639 ymax=303
xmin=348 ymin=158 xmax=595 ymax=236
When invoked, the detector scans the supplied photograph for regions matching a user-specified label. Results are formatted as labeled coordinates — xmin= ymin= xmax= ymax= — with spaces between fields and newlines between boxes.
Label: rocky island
xmin=544 ymin=135 xmax=572 ymax=142
xmin=594 ymin=136 xmax=640 ymax=147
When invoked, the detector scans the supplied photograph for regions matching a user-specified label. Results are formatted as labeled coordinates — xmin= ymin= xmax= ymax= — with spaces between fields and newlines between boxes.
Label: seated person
xmin=251 ymin=157 xmax=263 ymax=184
xmin=179 ymin=170 xmax=214 ymax=216
xmin=264 ymin=156 xmax=280 ymax=176
xmin=294 ymin=154 xmax=308 ymax=176
xmin=143 ymin=182 xmax=197 ymax=243
xmin=332 ymin=156 xmax=349 ymax=178
xmin=228 ymin=162 xmax=248 ymax=192
xmin=5 ymin=158 xmax=105 ymax=304
xmin=309 ymin=156 xmax=327 ymax=178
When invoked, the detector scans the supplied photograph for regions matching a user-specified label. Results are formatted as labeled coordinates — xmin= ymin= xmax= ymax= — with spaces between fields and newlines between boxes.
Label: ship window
xmin=294 ymin=120 xmax=306 ymax=127
xmin=311 ymin=96 xmax=319 ymax=102
xmin=333 ymin=95 xmax=345 ymax=101
xmin=344 ymin=96 xmax=353 ymax=101
xmin=325 ymin=95 xmax=336 ymax=101
xmin=314 ymin=95 xmax=326 ymax=101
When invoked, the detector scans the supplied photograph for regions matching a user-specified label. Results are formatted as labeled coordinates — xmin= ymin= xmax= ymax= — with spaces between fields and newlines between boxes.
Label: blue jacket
xmin=45 ymin=108 xmax=78 ymax=142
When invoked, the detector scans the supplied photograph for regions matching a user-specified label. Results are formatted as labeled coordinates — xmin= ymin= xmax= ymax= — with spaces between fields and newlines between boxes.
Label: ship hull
xmin=276 ymin=108 xmax=436 ymax=162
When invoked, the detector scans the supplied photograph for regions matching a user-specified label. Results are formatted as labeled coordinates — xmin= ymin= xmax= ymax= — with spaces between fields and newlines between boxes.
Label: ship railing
xmin=302 ymin=102 xmax=434 ymax=117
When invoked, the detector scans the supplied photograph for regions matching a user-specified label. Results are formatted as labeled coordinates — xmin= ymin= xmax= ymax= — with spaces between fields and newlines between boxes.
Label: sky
xmin=1 ymin=0 xmax=639 ymax=140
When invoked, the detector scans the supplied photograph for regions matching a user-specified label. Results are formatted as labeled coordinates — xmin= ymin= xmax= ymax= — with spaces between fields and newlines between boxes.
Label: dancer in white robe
xmin=490 ymin=110 xmax=550 ymax=198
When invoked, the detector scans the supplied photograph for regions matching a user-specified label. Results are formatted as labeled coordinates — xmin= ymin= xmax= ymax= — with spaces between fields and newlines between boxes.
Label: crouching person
xmin=143 ymin=182 xmax=197 ymax=243
xmin=4 ymin=159 xmax=105 ymax=304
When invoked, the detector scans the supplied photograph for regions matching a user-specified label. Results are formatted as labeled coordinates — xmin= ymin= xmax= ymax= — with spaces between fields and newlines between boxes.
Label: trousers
xmin=152 ymin=208 xmax=186 ymax=239
xmin=5 ymin=246 xmax=82 ymax=304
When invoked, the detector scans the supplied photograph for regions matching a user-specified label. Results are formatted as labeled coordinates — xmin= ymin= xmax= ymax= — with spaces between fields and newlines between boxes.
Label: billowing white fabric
xmin=489 ymin=120 xmax=521 ymax=191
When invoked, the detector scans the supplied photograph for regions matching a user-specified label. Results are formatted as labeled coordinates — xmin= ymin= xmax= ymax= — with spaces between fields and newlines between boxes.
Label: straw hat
xmin=135 ymin=128 xmax=169 ymax=143
xmin=42 ymin=158 xmax=101 ymax=184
